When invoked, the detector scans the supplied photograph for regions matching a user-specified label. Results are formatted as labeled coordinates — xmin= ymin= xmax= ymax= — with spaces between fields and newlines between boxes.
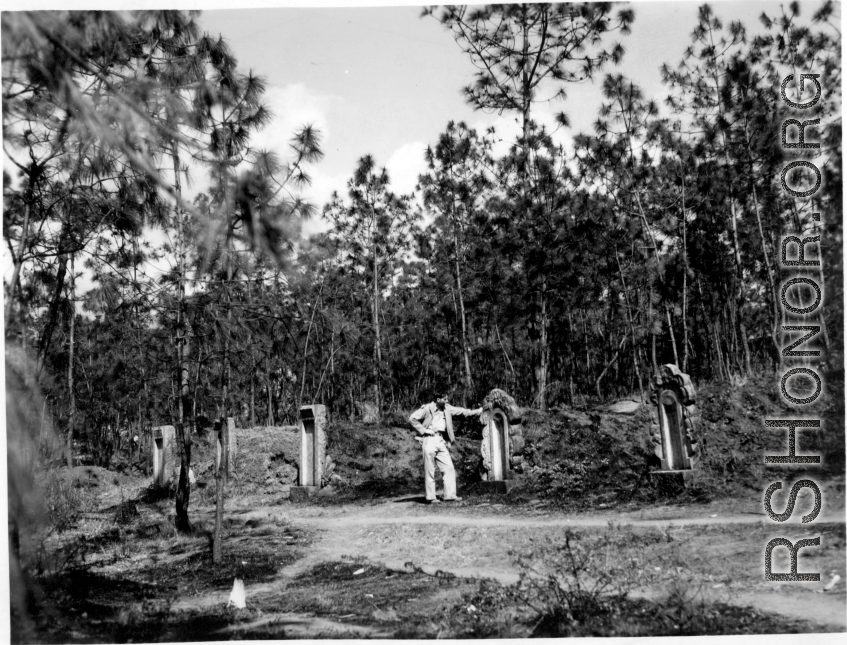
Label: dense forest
xmin=3 ymin=3 xmax=842 ymax=476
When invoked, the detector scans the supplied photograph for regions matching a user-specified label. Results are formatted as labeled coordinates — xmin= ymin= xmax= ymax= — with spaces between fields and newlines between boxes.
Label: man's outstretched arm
xmin=448 ymin=405 xmax=482 ymax=417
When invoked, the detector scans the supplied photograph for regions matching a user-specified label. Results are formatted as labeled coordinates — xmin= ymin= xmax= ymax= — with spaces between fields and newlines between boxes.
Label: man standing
xmin=409 ymin=394 xmax=482 ymax=503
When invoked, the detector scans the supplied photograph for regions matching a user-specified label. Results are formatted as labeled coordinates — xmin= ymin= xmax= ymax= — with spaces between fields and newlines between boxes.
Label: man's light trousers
xmin=422 ymin=434 xmax=457 ymax=501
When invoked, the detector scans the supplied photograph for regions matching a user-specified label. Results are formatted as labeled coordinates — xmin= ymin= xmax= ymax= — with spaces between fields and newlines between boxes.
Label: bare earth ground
xmin=14 ymin=474 xmax=846 ymax=641
xmin=199 ymin=494 xmax=847 ymax=629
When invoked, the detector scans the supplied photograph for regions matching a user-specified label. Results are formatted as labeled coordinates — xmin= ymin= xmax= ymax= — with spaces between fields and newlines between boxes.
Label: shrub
xmin=45 ymin=473 xmax=96 ymax=532
xmin=507 ymin=528 xmax=646 ymax=636
xmin=430 ymin=579 xmax=528 ymax=639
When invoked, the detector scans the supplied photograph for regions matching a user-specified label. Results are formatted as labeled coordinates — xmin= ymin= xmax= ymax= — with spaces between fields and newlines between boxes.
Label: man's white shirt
xmin=429 ymin=409 xmax=447 ymax=434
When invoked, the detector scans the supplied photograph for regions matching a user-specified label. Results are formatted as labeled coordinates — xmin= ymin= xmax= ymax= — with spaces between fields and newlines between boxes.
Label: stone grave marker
xmin=479 ymin=389 xmax=525 ymax=494
xmin=215 ymin=417 xmax=238 ymax=483
xmin=152 ymin=425 xmax=177 ymax=487
xmin=649 ymin=364 xmax=700 ymax=472
xmin=290 ymin=404 xmax=328 ymax=501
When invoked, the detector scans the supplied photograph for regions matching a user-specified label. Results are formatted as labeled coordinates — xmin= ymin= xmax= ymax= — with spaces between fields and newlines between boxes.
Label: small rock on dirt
xmin=597 ymin=400 xmax=641 ymax=415
xmin=372 ymin=608 xmax=399 ymax=622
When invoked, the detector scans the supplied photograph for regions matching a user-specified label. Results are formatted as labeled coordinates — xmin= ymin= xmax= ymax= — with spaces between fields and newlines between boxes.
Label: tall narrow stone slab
xmin=152 ymin=425 xmax=177 ymax=487
xmin=215 ymin=417 xmax=238 ymax=482
xmin=478 ymin=389 xmax=525 ymax=492
xmin=291 ymin=404 xmax=327 ymax=501
xmin=487 ymin=410 xmax=510 ymax=481
xmin=649 ymin=364 xmax=700 ymax=472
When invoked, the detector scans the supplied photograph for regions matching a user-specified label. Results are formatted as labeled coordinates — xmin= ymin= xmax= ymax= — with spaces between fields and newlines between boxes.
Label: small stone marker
xmin=478 ymin=389 xmax=524 ymax=493
xmin=228 ymin=578 xmax=246 ymax=609
xmin=152 ymin=425 xmax=177 ymax=487
xmin=290 ymin=404 xmax=327 ymax=502
xmin=649 ymin=364 xmax=700 ymax=472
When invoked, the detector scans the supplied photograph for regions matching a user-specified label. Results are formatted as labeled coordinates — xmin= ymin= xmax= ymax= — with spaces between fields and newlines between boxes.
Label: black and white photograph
xmin=3 ymin=0 xmax=844 ymax=640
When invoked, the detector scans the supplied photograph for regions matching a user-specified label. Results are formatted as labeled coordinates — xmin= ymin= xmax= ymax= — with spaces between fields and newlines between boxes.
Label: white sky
xmin=2 ymin=0 xmax=832 ymax=286
xmin=192 ymin=0 xmax=806 ymax=234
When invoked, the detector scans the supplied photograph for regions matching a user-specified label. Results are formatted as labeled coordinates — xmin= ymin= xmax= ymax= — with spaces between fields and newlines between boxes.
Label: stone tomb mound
xmin=233 ymin=425 xmax=300 ymax=495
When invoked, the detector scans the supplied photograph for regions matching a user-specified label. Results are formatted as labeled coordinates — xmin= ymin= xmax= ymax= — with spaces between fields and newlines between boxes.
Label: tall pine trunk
xmin=538 ymin=281 xmax=549 ymax=410
xmin=214 ymin=248 xmax=233 ymax=564
xmin=707 ymin=52 xmax=751 ymax=375
xmin=6 ymin=164 xmax=39 ymax=333
xmin=265 ymin=356 xmax=274 ymax=426
xmin=681 ymin=176 xmax=691 ymax=372
xmin=66 ymin=251 xmax=76 ymax=467
xmin=37 ymin=223 xmax=73 ymax=367
xmin=517 ymin=17 xmax=550 ymax=410
xmin=371 ymin=215 xmax=382 ymax=418
xmin=448 ymin=193 xmax=473 ymax=400
xmin=172 ymin=144 xmax=193 ymax=534
xmin=615 ymin=251 xmax=645 ymax=396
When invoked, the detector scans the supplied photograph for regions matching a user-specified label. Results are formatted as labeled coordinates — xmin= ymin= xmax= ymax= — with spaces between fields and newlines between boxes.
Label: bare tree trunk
xmin=212 ymin=416 xmax=228 ymax=563
xmin=66 ymin=251 xmax=76 ymax=468
xmin=37 ymin=226 xmax=72 ymax=366
xmin=664 ymin=308 xmax=679 ymax=366
xmin=249 ymin=372 xmax=255 ymax=427
xmin=299 ymin=283 xmax=322 ymax=408
xmin=175 ymin=320 xmax=192 ymax=533
xmin=447 ymin=190 xmax=474 ymax=400
xmin=371 ymin=229 xmax=382 ymax=419
xmin=5 ymin=164 xmax=37 ymax=331
xmin=246 ymin=280 xmax=256 ymax=426
xmin=567 ymin=313 xmax=576 ymax=405
xmin=615 ymin=251 xmax=645 ymax=397
xmin=649 ymin=284 xmax=658 ymax=374
xmin=266 ymin=357 xmax=274 ymax=426
xmin=681 ymin=177 xmax=690 ymax=373
xmin=713 ymin=325 xmax=726 ymax=381
xmin=630 ymin=188 xmax=679 ymax=368
xmin=750 ymin=182 xmax=781 ymax=367
xmin=494 ymin=322 xmax=516 ymax=385
xmin=172 ymin=144 xmax=193 ymax=534
xmin=596 ymin=335 xmax=627 ymax=399
xmin=703 ymin=28 xmax=751 ymax=376
xmin=214 ymin=250 xmax=233 ymax=564
xmin=726 ymin=195 xmax=752 ymax=374
xmin=537 ymin=282 xmax=549 ymax=410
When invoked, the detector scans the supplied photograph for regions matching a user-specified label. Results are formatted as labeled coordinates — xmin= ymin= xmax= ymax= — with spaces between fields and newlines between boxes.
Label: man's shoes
xmin=443 ymin=496 xmax=463 ymax=502
xmin=426 ymin=498 xmax=441 ymax=504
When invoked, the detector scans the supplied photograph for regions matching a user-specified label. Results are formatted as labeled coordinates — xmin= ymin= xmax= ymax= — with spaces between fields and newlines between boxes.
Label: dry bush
xmin=44 ymin=472 xmax=97 ymax=532
xmin=508 ymin=528 xmax=645 ymax=635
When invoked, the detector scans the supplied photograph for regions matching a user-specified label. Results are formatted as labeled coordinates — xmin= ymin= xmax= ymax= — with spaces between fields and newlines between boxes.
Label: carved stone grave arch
xmin=649 ymin=364 xmax=700 ymax=472
xmin=152 ymin=425 xmax=177 ymax=487
xmin=290 ymin=404 xmax=328 ymax=501
xmin=214 ymin=417 xmax=237 ymax=483
xmin=479 ymin=389 xmax=525 ymax=492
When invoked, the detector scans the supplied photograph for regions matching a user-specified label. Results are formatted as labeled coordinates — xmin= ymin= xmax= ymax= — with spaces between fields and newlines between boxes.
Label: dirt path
xmin=217 ymin=497 xmax=846 ymax=632
xmin=235 ymin=495 xmax=844 ymax=530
